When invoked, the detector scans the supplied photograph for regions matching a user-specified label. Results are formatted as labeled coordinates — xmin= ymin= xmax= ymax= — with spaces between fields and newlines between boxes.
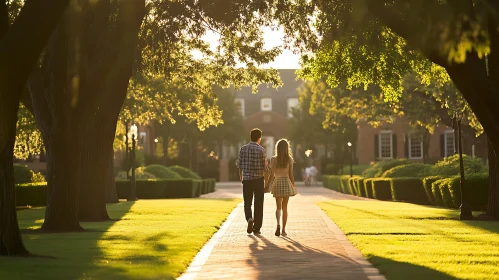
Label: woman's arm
xmin=289 ymin=161 xmax=296 ymax=189
xmin=266 ymin=158 xmax=275 ymax=190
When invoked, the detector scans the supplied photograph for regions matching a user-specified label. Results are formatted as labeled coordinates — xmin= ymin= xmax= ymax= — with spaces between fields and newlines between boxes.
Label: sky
xmin=198 ymin=27 xmax=302 ymax=69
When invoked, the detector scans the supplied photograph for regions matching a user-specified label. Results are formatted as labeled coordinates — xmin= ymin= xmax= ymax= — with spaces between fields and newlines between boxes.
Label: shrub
xmin=438 ymin=178 xmax=456 ymax=208
xmin=364 ymin=179 xmax=374 ymax=198
xmin=14 ymin=164 xmax=34 ymax=184
xmin=362 ymin=159 xmax=412 ymax=178
xmin=382 ymin=163 xmax=433 ymax=178
xmin=144 ymin=164 xmax=182 ymax=179
xmin=31 ymin=172 xmax=46 ymax=183
xmin=168 ymin=165 xmax=201 ymax=179
xmin=435 ymin=174 xmax=488 ymax=211
xmin=464 ymin=173 xmax=488 ymax=211
xmin=432 ymin=154 xmax=487 ymax=176
xmin=355 ymin=177 xmax=366 ymax=197
xmin=342 ymin=165 xmax=371 ymax=176
xmin=422 ymin=176 xmax=444 ymax=205
xmin=339 ymin=175 xmax=351 ymax=194
xmin=324 ymin=163 xmax=343 ymax=175
xmin=431 ymin=179 xmax=445 ymax=207
xmin=390 ymin=178 xmax=429 ymax=205
xmin=322 ymin=175 xmax=342 ymax=192
xmin=16 ymin=183 xmax=47 ymax=206
xmin=115 ymin=179 xmax=200 ymax=199
xmin=348 ymin=177 xmax=360 ymax=196
xmin=121 ymin=149 xmax=146 ymax=171
xmin=371 ymin=178 xmax=392 ymax=200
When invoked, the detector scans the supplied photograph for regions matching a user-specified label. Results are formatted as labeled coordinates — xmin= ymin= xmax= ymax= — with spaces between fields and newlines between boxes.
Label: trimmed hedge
xmin=431 ymin=179 xmax=445 ymax=207
xmin=14 ymin=164 xmax=35 ymax=184
xmin=16 ymin=183 xmax=47 ymax=206
xmin=382 ymin=163 xmax=433 ymax=178
xmin=371 ymin=178 xmax=392 ymax=200
xmin=363 ymin=179 xmax=374 ymax=198
xmin=362 ymin=159 xmax=412 ymax=178
xmin=168 ymin=165 xmax=201 ymax=179
xmin=430 ymin=174 xmax=488 ymax=210
xmin=354 ymin=177 xmax=366 ymax=197
xmin=143 ymin=164 xmax=182 ymax=179
xmin=390 ymin=178 xmax=429 ymax=205
xmin=116 ymin=178 xmax=216 ymax=199
xmin=422 ymin=176 xmax=444 ymax=205
xmin=339 ymin=175 xmax=351 ymax=194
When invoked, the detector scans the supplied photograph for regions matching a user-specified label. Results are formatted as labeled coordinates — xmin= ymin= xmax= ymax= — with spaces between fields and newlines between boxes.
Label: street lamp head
xmin=154 ymin=138 xmax=159 ymax=143
xmin=347 ymin=142 xmax=352 ymax=147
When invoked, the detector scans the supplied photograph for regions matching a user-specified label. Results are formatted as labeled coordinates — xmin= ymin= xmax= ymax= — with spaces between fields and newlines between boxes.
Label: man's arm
xmin=237 ymin=147 xmax=243 ymax=182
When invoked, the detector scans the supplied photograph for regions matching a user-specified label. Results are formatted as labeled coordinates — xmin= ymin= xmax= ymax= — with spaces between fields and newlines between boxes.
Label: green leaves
xmin=14 ymin=104 xmax=43 ymax=160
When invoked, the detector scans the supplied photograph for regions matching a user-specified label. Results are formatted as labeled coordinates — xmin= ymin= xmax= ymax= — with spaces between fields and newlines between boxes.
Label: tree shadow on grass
xmin=369 ymin=256 xmax=459 ymax=280
xmin=0 ymin=201 xmax=136 ymax=280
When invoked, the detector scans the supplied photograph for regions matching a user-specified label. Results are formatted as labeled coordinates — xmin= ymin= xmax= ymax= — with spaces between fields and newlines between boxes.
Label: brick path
xmin=179 ymin=183 xmax=385 ymax=280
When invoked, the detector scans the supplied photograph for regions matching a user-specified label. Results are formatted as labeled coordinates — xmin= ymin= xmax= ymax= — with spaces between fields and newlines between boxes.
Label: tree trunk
xmin=487 ymin=138 xmax=499 ymax=219
xmin=0 ymin=94 xmax=28 ymax=255
xmin=78 ymin=124 xmax=112 ymax=221
xmin=41 ymin=133 xmax=83 ymax=231
xmin=0 ymin=0 xmax=70 ymax=248
xmin=106 ymin=149 xmax=119 ymax=203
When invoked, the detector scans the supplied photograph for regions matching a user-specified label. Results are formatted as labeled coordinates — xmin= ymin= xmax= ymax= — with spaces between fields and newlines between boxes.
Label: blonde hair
xmin=274 ymin=139 xmax=294 ymax=168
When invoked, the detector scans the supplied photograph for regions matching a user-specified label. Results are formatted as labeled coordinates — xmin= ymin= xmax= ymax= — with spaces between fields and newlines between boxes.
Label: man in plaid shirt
xmin=237 ymin=128 xmax=269 ymax=235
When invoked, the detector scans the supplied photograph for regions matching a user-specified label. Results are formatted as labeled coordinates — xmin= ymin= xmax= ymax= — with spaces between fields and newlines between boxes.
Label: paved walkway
xmin=179 ymin=183 xmax=385 ymax=280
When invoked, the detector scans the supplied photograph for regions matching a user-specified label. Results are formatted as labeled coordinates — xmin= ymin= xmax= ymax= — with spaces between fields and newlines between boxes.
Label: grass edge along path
xmin=0 ymin=198 xmax=240 ymax=280
xmin=319 ymin=200 xmax=499 ymax=280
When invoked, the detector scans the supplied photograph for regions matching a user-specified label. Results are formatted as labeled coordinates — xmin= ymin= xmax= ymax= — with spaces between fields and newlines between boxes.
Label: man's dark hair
xmin=250 ymin=128 xmax=262 ymax=142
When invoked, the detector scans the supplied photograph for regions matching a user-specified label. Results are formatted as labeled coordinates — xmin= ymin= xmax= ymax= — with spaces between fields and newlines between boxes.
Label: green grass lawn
xmin=319 ymin=200 xmax=499 ymax=280
xmin=1 ymin=199 xmax=239 ymax=280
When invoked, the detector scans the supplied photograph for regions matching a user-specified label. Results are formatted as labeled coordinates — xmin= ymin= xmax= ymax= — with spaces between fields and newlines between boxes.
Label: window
xmin=379 ymin=131 xmax=393 ymax=159
xmin=444 ymin=130 xmax=455 ymax=157
xmin=287 ymin=98 xmax=299 ymax=118
xmin=260 ymin=98 xmax=272 ymax=111
xmin=261 ymin=136 xmax=274 ymax=158
xmin=234 ymin=98 xmax=245 ymax=117
xmin=409 ymin=134 xmax=423 ymax=159
xmin=139 ymin=132 xmax=147 ymax=147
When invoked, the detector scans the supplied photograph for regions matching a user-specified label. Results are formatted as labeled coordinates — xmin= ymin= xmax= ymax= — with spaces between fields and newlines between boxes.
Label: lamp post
xmin=347 ymin=142 xmax=353 ymax=177
xmin=129 ymin=124 xmax=138 ymax=201
xmin=124 ymin=121 xmax=130 ymax=179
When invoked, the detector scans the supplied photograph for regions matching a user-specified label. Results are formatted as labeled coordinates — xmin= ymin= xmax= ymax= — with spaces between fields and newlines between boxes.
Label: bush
xmin=438 ymin=178 xmax=456 ymax=208
xmin=464 ymin=173 xmax=488 ymax=211
xmin=322 ymin=175 xmax=342 ymax=192
xmin=422 ymin=176 xmax=444 ymax=205
xmin=342 ymin=165 xmax=371 ymax=176
xmin=432 ymin=154 xmax=487 ymax=176
xmin=371 ymin=178 xmax=392 ymax=200
xmin=31 ymin=172 xmax=46 ymax=183
xmin=115 ymin=179 xmax=201 ymax=199
xmin=324 ymin=163 xmax=343 ymax=175
xmin=121 ymin=149 xmax=146 ymax=171
xmin=431 ymin=179 xmax=445 ymax=207
xmin=390 ymin=178 xmax=429 ymax=205
xmin=363 ymin=179 xmax=374 ymax=198
xmin=348 ymin=177 xmax=359 ymax=196
xmin=144 ymin=164 xmax=182 ymax=179
xmin=354 ymin=177 xmax=366 ymax=197
xmin=339 ymin=175 xmax=351 ymax=194
xmin=14 ymin=164 xmax=34 ymax=184
xmin=382 ymin=163 xmax=433 ymax=178
xmin=168 ymin=165 xmax=201 ymax=179
xmin=16 ymin=183 xmax=47 ymax=206
xmin=362 ymin=159 xmax=412 ymax=178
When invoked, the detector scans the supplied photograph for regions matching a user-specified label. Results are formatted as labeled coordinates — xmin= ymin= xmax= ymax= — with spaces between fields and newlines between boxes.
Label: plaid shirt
xmin=237 ymin=142 xmax=268 ymax=181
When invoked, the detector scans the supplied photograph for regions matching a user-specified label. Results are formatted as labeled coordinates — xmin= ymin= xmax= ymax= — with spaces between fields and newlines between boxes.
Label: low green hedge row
xmin=323 ymin=174 xmax=487 ymax=210
xmin=14 ymin=179 xmax=216 ymax=206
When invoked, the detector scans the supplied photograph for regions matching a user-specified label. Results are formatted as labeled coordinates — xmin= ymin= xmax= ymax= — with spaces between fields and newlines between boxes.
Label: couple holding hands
xmin=237 ymin=128 xmax=297 ymax=237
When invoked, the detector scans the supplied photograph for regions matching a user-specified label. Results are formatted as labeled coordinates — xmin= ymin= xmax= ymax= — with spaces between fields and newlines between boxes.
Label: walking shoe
xmin=247 ymin=218 xmax=254 ymax=234
xmin=253 ymin=230 xmax=261 ymax=235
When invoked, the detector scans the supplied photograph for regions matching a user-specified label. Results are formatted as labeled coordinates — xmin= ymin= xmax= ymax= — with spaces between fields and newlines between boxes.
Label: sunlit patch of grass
xmin=319 ymin=200 xmax=499 ymax=280
xmin=1 ymin=199 xmax=239 ymax=280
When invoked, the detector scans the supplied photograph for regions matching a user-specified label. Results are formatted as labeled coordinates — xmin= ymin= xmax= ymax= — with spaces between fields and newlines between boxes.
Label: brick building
xmin=356 ymin=118 xmax=487 ymax=165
